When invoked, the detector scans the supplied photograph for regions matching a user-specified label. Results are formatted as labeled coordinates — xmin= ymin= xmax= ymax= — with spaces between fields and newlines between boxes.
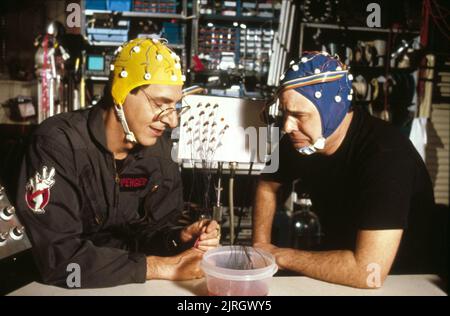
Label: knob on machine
xmin=0 ymin=183 xmax=31 ymax=256
xmin=0 ymin=206 xmax=15 ymax=221
xmin=0 ymin=231 xmax=8 ymax=247
xmin=9 ymin=226 xmax=25 ymax=241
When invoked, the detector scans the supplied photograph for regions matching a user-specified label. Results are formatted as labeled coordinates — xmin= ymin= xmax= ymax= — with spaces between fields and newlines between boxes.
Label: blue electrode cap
xmin=278 ymin=51 xmax=353 ymax=138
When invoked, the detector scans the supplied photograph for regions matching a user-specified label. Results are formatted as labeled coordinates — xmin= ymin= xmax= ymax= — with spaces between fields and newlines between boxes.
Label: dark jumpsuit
xmin=16 ymin=102 xmax=186 ymax=288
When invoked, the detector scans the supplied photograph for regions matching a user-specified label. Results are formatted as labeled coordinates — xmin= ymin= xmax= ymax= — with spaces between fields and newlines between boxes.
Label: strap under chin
xmin=114 ymin=104 xmax=137 ymax=144
xmin=297 ymin=137 xmax=326 ymax=155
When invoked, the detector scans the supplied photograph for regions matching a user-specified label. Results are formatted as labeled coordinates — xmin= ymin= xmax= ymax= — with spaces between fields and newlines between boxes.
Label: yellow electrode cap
xmin=111 ymin=38 xmax=184 ymax=106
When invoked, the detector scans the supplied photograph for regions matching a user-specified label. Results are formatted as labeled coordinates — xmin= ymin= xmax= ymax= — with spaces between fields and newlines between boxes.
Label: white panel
xmin=178 ymin=95 xmax=273 ymax=171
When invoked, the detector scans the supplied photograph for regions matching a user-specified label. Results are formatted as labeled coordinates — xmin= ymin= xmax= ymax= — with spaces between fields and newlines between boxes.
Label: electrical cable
xmin=228 ymin=162 xmax=237 ymax=245
xmin=234 ymin=161 xmax=254 ymax=243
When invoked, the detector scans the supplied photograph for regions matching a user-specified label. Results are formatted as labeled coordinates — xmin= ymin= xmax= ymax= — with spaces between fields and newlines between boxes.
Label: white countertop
xmin=8 ymin=275 xmax=446 ymax=296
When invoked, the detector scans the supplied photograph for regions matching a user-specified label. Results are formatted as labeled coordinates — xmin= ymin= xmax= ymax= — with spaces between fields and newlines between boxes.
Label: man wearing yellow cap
xmin=16 ymin=38 xmax=220 ymax=288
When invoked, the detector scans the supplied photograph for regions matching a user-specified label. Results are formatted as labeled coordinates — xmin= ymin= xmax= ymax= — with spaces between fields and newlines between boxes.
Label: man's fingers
xmin=197 ymin=246 xmax=215 ymax=252
xmin=185 ymin=220 xmax=220 ymax=243
xmin=198 ymin=219 xmax=211 ymax=229
xmin=199 ymin=228 xmax=220 ymax=241
xmin=193 ymin=219 xmax=211 ymax=234
xmin=198 ymin=238 xmax=220 ymax=247
xmin=205 ymin=220 xmax=218 ymax=233
xmin=189 ymin=247 xmax=205 ymax=256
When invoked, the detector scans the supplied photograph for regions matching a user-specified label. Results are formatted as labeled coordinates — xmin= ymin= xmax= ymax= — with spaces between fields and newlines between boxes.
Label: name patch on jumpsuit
xmin=119 ymin=174 xmax=149 ymax=192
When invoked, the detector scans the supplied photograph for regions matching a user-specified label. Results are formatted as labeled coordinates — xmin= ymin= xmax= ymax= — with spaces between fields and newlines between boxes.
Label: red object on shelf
xmin=192 ymin=55 xmax=206 ymax=72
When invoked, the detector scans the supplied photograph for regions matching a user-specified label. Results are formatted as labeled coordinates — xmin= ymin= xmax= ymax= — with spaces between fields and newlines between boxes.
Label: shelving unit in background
xmin=191 ymin=0 xmax=282 ymax=97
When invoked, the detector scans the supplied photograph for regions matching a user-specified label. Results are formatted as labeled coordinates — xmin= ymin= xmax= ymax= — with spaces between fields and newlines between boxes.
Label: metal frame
xmin=268 ymin=0 xmax=295 ymax=87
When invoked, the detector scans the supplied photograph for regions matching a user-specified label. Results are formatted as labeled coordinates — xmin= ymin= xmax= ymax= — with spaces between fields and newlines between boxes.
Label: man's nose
xmin=160 ymin=110 xmax=178 ymax=129
xmin=283 ymin=116 xmax=298 ymax=134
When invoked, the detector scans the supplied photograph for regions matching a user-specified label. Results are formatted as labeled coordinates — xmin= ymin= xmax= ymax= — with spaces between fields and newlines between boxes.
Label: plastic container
xmin=201 ymin=246 xmax=278 ymax=296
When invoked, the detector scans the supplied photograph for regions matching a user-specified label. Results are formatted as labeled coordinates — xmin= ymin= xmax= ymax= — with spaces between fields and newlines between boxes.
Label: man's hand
xmin=180 ymin=219 xmax=221 ymax=252
xmin=254 ymin=242 xmax=291 ymax=270
xmin=146 ymin=248 xmax=204 ymax=280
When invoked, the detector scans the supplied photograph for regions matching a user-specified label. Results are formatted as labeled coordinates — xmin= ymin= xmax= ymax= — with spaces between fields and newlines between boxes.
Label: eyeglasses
xmin=141 ymin=89 xmax=191 ymax=121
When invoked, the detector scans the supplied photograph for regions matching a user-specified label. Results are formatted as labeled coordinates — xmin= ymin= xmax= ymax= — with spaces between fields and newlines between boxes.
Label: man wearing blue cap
xmin=253 ymin=51 xmax=436 ymax=288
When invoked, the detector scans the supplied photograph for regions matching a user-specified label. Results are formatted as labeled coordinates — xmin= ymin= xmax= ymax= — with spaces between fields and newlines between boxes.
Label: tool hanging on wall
xmin=34 ymin=22 xmax=71 ymax=123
